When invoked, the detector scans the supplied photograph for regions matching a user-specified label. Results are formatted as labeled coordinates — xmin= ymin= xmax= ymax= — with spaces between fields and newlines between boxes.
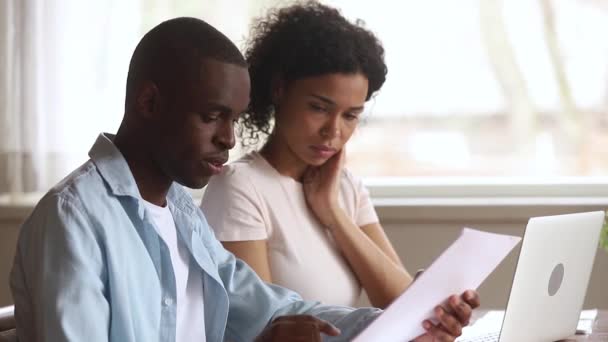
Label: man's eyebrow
xmin=204 ymin=102 xmax=233 ymax=113
xmin=308 ymin=94 xmax=365 ymax=111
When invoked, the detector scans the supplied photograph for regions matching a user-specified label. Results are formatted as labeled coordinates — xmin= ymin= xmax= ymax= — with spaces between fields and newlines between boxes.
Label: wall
xmin=1 ymin=202 xmax=607 ymax=310
xmin=0 ymin=206 xmax=28 ymax=307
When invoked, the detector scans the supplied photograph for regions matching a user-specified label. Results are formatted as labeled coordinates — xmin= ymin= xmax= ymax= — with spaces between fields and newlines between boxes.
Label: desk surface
xmin=472 ymin=310 xmax=608 ymax=341
xmin=564 ymin=309 xmax=608 ymax=341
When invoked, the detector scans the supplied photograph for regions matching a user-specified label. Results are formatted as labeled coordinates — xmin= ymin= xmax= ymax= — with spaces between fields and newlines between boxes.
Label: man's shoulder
xmin=47 ymin=160 xmax=106 ymax=204
xmin=28 ymin=160 xmax=109 ymax=223
xmin=17 ymin=160 xmax=111 ymax=253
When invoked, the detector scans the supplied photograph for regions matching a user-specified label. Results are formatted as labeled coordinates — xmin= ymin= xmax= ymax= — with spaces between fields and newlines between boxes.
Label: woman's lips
xmin=310 ymin=145 xmax=337 ymax=158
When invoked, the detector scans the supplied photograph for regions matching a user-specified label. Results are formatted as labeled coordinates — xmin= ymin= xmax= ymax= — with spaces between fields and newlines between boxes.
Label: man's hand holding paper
xmin=354 ymin=228 xmax=521 ymax=342
xmin=413 ymin=290 xmax=480 ymax=342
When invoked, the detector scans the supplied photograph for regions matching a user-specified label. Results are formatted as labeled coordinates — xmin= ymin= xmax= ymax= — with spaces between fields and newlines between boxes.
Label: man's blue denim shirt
xmin=10 ymin=133 xmax=381 ymax=342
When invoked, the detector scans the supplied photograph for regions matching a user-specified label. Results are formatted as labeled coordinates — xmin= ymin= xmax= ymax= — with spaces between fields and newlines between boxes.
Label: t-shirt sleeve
xmin=200 ymin=166 xmax=268 ymax=241
xmin=345 ymin=169 xmax=380 ymax=227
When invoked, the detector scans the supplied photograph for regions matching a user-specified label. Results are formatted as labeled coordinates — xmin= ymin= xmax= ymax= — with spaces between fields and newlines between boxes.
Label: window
xmin=327 ymin=0 xmax=608 ymax=178
xmin=2 ymin=0 xmax=607 ymax=198
xmin=143 ymin=0 xmax=608 ymax=179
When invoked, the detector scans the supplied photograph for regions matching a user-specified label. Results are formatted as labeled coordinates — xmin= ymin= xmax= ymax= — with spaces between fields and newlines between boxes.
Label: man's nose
xmin=214 ymin=120 xmax=236 ymax=150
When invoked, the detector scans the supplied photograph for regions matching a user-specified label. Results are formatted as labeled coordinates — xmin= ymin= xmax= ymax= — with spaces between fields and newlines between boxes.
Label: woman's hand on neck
xmin=301 ymin=149 xmax=345 ymax=227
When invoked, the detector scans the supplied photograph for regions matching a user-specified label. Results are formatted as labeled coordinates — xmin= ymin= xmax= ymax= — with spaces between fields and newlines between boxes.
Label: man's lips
xmin=202 ymin=155 xmax=228 ymax=174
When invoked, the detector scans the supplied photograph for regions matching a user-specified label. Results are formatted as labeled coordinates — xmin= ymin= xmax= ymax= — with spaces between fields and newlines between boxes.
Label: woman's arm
xmin=361 ymin=222 xmax=405 ymax=268
xmin=219 ymin=207 xmax=411 ymax=308
xmin=200 ymin=165 xmax=275 ymax=283
xmin=302 ymin=150 xmax=412 ymax=308
xmin=325 ymin=210 xmax=413 ymax=308
xmin=222 ymin=240 xmax=274 ymax=282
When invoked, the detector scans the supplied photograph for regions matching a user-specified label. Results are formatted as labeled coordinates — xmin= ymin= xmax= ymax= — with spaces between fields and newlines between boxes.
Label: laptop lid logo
xmin=548 ymin=263 xmax=564 ymax=296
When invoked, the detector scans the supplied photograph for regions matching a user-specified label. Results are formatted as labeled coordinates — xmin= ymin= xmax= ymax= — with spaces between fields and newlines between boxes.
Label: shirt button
xmin=163 ymin=297 xmax=173 ymax=306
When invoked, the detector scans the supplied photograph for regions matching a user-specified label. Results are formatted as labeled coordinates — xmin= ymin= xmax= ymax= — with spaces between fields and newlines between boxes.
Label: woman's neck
xmin=260 ymin=135 xmax=308 ymax=181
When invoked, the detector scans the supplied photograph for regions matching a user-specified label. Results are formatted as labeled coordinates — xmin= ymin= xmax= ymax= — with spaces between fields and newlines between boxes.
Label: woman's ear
xmin=270 ymin=76 xmax=285 ymax=107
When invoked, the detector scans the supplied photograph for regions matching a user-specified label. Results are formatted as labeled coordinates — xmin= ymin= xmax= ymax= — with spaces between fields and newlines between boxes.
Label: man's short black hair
xmin=125 ymin=17 xmax=246 ymax=107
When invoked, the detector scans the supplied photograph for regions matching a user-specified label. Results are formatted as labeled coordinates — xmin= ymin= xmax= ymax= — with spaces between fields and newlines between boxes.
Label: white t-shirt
xmin=143 ymin=200 xmax=206 ymax=342
xmin=200 ymin=151 xmax=379 ymax=307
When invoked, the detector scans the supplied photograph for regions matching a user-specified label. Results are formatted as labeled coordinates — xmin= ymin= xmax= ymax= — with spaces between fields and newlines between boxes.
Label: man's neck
xmin=114 ymin=131 xmax=172 ymax=207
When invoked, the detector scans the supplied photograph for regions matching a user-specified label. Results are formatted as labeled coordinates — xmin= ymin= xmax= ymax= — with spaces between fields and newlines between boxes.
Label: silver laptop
xmin=458 ymin=211 xmax=605 ymax=342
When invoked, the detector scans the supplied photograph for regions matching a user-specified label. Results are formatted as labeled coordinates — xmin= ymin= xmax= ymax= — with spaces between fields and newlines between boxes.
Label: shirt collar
xmin=89 ymin=133 xmax=142 ymax=198
xmin=88 ymin=133 xmax=198 ymax=218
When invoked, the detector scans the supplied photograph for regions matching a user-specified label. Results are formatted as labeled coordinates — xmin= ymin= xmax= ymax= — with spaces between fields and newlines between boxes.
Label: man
xmin=10 ymin=17 xmax=478 ymax=341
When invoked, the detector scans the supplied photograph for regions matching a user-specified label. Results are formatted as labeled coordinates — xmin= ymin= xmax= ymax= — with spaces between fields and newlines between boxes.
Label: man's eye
xmin=201 ymin=113 xmax=220 ymax=123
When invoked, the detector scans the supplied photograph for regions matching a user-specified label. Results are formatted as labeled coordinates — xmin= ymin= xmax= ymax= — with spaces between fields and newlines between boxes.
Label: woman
xmin=201 ymin=2 xmax=412 ymax=309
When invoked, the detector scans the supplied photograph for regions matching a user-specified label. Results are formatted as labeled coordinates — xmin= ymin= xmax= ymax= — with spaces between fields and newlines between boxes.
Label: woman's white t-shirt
xmin=200 ymin=151 xmax=379 ymax=307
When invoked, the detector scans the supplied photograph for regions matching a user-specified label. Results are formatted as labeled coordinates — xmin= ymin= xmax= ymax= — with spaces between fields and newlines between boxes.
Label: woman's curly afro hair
xmin=240 ymin=1 xmax=387 ymax=145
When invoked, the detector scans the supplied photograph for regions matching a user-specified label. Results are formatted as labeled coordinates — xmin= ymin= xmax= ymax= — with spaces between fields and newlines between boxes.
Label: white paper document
xmin=353 ymin=228 xmax=521 ymax=342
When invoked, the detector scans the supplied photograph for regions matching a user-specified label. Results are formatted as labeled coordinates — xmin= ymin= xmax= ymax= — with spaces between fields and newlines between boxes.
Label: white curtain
xmin=0 ymin=0 xmax=140 ymax=195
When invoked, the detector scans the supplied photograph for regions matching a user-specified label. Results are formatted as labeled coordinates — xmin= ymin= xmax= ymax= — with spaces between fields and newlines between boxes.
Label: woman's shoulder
xmin=339 ymin=167 xmax=364 ymax=190
xmin=202 ymin=152 xmax=267 ymax=207
xmin=209 ymin=151 xmax=268 ymax=185
xmin=204 ymin=151 xmax=285 ymax=204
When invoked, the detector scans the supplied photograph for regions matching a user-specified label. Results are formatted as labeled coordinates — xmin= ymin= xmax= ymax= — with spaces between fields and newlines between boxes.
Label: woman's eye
xmin=309 ymin=103 xmax=327 ymax=112
xmin=344 ymin=112 xmax=360 ymax=121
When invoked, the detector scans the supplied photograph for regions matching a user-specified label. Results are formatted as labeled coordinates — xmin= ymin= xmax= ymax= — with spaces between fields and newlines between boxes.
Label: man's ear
xmin=135 ymin=81 xmax=162 ymax=120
